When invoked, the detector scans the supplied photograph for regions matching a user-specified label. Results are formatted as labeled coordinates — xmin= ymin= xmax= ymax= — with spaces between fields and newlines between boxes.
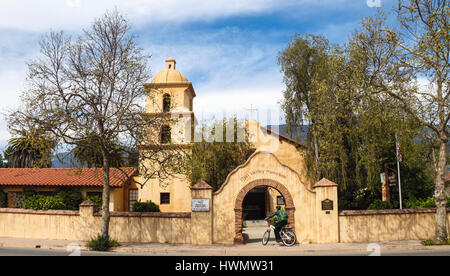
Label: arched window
xmin=161 ymin=125 xmax=171 ymax=144
xmin=163 ymin=94 xmax=171 ymax=113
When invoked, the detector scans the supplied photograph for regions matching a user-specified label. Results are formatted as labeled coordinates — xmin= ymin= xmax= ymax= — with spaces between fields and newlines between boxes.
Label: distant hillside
xmin=51 ymin=152 xmax=86 ymax=168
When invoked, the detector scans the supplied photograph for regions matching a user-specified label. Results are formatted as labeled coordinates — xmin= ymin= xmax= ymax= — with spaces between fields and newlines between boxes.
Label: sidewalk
xmin=1 ymin=236 xmax=449 ymax=255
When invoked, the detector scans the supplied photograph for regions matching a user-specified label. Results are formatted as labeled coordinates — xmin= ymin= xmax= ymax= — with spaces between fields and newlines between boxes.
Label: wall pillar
xmin=190 ymin=181 xmax=213 ymax=245
xmin=79 ymin=199 xmax=96 ymax=217
xmin=313 ymin=178 xmax=339 ymax=243
xmin=78 ymin=199 xmax=98 ymax=241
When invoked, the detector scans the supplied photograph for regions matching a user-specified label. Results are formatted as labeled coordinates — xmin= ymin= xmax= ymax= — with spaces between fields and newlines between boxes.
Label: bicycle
xmin=262 ymin=220 xmax=296 ymax=246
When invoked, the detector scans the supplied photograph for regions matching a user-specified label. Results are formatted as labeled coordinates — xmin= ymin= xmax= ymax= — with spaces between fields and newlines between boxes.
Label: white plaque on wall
xmin=192 ymin=198 xmax=210 ymax=212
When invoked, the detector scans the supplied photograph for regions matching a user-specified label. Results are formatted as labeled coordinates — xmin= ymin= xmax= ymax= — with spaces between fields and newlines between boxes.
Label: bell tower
xmin=136 ymin=58 xmax=196 ymax=213
xmin=143 ymin=58 xmax=196 ymax=145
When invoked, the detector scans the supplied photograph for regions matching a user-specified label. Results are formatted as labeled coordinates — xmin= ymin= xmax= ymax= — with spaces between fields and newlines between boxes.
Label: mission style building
xmin=0 ymin=58 xmax=314 ymax=219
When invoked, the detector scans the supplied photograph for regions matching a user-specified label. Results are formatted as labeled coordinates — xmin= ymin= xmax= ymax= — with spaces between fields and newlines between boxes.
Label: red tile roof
xmin=446 ymin=173 xmax=450 ymax=182
xmin=0 ymin=167 xmax=137 ymax=188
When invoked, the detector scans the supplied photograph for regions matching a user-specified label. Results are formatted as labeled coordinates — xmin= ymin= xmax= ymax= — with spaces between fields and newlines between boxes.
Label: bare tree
xmin=8 ymin=11 xmax=186 ymax=239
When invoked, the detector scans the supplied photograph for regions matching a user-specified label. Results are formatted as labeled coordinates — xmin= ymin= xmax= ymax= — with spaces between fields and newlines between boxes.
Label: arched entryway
xmin=233 ymin=179 xmax=295 ymax=244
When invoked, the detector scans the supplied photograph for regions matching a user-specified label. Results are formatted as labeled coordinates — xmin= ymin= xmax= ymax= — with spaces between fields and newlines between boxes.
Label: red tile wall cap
xmin=313 ymin=178 xmax=338 ymax=188
xmin=79 ymin=199 xmax=96 ymax=207
xmin=191 ymin=180 xmax=213 ymax=190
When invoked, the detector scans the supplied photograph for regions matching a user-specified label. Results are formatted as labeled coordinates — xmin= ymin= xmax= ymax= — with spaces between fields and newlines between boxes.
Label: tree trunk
xmin=101 ymin=153 xmax=111 ymax=238
xmin=434 ymin=134 xmax=448 ymax=242
xmin=313 ymin=135 xmax=321 ymax=181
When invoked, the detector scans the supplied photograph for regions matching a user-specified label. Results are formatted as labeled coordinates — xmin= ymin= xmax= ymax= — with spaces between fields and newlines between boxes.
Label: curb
xmin=0 ymin=242 xmax=88 ymax=251
xmin=2 ymin=239 xmax=449 ymax=255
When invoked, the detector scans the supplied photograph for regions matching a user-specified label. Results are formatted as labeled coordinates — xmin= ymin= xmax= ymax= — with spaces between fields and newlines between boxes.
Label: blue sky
xmin=0 ymin=0 xmax=398 ymax=150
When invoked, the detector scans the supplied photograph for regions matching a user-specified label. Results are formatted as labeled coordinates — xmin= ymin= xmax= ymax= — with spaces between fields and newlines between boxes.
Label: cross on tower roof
xmin=247 ymin=104 xmax=258 ymax=120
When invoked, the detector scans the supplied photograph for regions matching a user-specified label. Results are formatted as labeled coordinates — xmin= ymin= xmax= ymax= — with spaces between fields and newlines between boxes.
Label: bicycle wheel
xmin=262 ymin=230 xmax=270 ymax=245
xmin=282 ymin=230 xmax=296 ymax=247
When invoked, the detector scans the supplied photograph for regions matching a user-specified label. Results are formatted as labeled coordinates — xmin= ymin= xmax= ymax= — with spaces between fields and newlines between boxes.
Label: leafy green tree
xmin=4 ymin=132 xmax=55 ymax=168
xmin=351 ymin=1 xmax=449 ymax=242
xmin=185 ymin=118 xmax=255 ymax=191
xmin=278 ymin=34 xmax=331 ymax=181
xmin=0 ymin=152 xmax=9 ymax=168
xmin=279 ymin=30 xmax=435 ymax=210
xmin=72 ymin=133 xmax=125 ymax=168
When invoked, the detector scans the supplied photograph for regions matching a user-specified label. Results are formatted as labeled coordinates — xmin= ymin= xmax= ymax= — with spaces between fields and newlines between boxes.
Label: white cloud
xmin=0 ymin=0 xmax=360 ymax=32
xmin=193 ymin=66 xmax=285 ymax=127
xmin=0 ymin=0 xmax=294 ymax=32
xmin=67 ymin=0 xmax=82 ymax=8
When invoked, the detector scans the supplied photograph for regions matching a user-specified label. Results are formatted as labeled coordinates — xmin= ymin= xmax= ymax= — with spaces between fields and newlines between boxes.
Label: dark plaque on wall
xmin=321 ymin=199 xmax=334 ymax=211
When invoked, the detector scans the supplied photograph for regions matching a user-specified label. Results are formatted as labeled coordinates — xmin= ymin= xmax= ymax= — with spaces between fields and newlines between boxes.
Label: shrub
xmin=421 ymin=239 xmax=450 ymax=246
xmin=86 ymin=234 xmax=120 ymax=251
xmin=406 ymin=197 xmax=435 ymax=209
xmin=21 ymin=194 xmax=66 ymax=210
xmin=421 ymin=239 xmax=434 ymax=246
xmin=85 ymin=195 xmax=102 ymax=211
xmin=56 ymin=190 xmax=83 ymax=210
xmin=367 ymin=199 xmax=393 ymax=210
xmin=132 ymin=200 xmax=160 ymax=212
xmin=20 ymin=190 xmax=83 ymax=210
xmin=405 ymin=197 xmax=449 ymax=209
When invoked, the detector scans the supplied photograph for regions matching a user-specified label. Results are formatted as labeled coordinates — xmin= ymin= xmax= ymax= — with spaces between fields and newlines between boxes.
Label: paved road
xmin=1 ymin=246 xmax=449 ymax=256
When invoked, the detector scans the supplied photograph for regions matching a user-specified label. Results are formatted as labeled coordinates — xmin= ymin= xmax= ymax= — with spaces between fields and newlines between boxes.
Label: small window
xmin=161 ymin=125 xmax=171 ymax=144
xmin=128 ymin=189 xmax=138 ymax=211
xmin=160 ymin=193 xmax=170 ymax=205
xmin=163 ymin=94 xmax=171 ymax=113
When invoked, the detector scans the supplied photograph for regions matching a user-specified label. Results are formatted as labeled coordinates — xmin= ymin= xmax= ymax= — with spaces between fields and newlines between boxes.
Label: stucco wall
xmin=134 ymin=174 xmax=192 ymax=213
xmin=248 ymin=121 xmax=314 ymax=189
xmin=339 ymin=209 xmax=450 ymax=243
xmin=0 ymin=207 xmax=191 ymax=244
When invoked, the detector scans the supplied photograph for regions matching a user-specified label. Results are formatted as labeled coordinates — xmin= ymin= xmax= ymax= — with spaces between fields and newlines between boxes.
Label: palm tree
xmin=5 ymin=132 xmax=55 ymax=168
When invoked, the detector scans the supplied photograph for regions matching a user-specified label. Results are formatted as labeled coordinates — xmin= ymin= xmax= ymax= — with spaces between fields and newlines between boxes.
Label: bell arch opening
xmin=233 ymin=179 xmax=295 ymax=244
